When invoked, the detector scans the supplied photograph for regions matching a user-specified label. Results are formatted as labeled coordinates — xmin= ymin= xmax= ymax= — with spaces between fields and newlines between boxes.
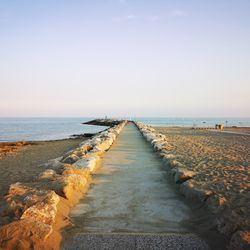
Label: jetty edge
xmin=134 ymin=121 xmax=250 ymax=250
xmin=0 ymin=119 xmax=127 ymax=250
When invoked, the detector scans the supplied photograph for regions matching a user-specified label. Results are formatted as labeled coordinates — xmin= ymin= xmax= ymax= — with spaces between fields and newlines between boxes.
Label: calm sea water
xmin=136 ymin=117 xmax=250 ymax=127
xmin=0 ymin=117 xmax=249 ymax=142
xmin=0 ymin=118 xmax=107 ymax=142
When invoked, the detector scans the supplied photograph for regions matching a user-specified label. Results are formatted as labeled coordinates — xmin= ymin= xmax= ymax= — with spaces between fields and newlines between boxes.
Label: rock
xmin=79 ymin=142 xmax=93 ymax=152
xmin=229 ymin=230 xmax=250 ymax=250
xmin=179 ymin=180 xmax=214 ymax=203
xmin=144 ymin=133 xmax=157 ymax=142
xmin=73 ymin=157 xmax=98 ymax=173
xmin=71 ymin=149 xmax=85 ymax=158
xmin=161 ymin=153 xmax=175 ymax=160
xmin=62 ymin=153 xmax=80 ymax=164
xmin=216 ymin=215 xmax=238 ymax=235
xmin=42 ymin=157 xmax=64 ymax=170
xmin=90 ymin=137 xmax=102 ymax=146
xmin=0 ymin=219 xmax=53 ymax=249
xmin=172 ymin=167 xmax=196 ymax=184
xmin=59 ymin=174 xmax=87 ymax=199
xmin=152 ymin=141 xmax=167 ymax=151
xmin=5 ymin=183 xmax=60 ymax=219
xmin=62 ymin=164 xmax=90 ymax=178
xmin=7 ymin=182 xmax=37 ymax=197
xmin=38 ymin=169 xmax=57 ymax=180
xmin=21 ymin=191 xmax=59 ymax=225
xmin=93 ymin=140 xmax=112 ymax=152
xmin=0 ymin=120 xmax=127 ymax=249
xmin=206 ymin=194 xmax=227 ymax=214
xmin=163 ymin=159 xmax=185 ymax=170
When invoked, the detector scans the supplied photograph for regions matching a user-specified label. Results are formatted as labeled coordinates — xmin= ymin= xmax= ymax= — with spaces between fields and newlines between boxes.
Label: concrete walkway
xmin=63 ymin=233 xmax=209 ymax=250
xmin=62 ymin=123 xmax=211 ymax=249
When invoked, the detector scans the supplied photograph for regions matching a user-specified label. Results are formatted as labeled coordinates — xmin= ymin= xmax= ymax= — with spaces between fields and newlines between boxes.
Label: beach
xmin=0 ymin=120 xmax=127 ymax=249
xmin=153 ymin=127 xmax=250 ymax=236
xmin=0 ymin=138 xmax=83 ymax=200
xmin=0 ymin=121 xmax=249 ymax=249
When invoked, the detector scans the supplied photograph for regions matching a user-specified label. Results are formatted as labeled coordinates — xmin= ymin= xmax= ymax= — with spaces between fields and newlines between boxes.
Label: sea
xmin=0 ymin=117 xmax=250 ymax=142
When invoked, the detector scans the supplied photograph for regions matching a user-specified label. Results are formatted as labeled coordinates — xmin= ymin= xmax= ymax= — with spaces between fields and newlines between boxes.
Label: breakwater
xmin=135 ymin=121 xmax=249 ymax=250
xmin=63 ymin=123 xmax=211 ymax=249
xmin=0 ymin=120 xmax=127 ymax=249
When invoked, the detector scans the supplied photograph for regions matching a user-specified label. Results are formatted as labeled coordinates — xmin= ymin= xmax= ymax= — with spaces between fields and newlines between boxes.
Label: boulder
xmin=216 ymin=214 xmax=238 ymax=235
xmin=59 ymin=174 xmax=87 ymax=199
xmin=172 ymin=168 xmax=196 ymax=184
xmin=71 ymin=149 xmax=85 ymax=158
xmin=179 ymin=180 xmax=214 ymax=203
xmin=42 ymin=157 xmax=64 ymax=170
xmin=21 ymin=191 xmax=59 ymax=225
xmin=5 ymin=183 xmax=60 ymax=219
xmin=62 ymin=164 xmax=90 ymax=178
xmin=62 ymin=153 xmax=80 ymax=164
xmin=229 ymin=230 xmax=250 ymax=250
xmin=79 ymin=143 xmax=93 ymax=152
xmin=161 ymin=154 xmax=175 ymax=160
xmin=93 ymin=140 xmax=112 ymax=152
xmin=0 ymin=219 xmax=53 ymax=249
xmin=73 ymin=157 xmax=98 ymax=173
xmin=38 ymin=169 xmax=58 ymax=180
xmin=163 ymin=159 xmax=185 ymax=170
xmin=206 ymin=194 xmax=227 ymax=214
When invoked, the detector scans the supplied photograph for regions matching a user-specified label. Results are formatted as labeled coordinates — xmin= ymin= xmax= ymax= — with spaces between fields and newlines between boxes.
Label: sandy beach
xmin=0 ymin=138 xmax=83 ymax=200
xmin=0 ymin=121 xmax=127 ymax=249
xmin=153 ymin=126 xmax=250 ymax=235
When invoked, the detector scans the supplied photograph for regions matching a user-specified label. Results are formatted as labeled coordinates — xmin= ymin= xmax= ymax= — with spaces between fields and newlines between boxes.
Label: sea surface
xmin=0 ymin=117 xmax=249 ymax=142
xmin=0 ymin=118 xmax=107 ymax=142
xmin=136 ymin=117 xmax=250 ymax=127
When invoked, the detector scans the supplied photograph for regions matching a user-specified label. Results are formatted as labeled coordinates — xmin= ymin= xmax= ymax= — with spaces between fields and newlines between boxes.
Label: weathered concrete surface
xmin=63 ymin=233 xmax=210 ymax=250
xmin=62 ymin=123 xmax=226 ymax=249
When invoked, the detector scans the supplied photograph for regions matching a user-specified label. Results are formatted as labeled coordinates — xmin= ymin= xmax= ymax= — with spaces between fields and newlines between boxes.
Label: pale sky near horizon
xmin=0 ymin=0 xmax=249 ymax=117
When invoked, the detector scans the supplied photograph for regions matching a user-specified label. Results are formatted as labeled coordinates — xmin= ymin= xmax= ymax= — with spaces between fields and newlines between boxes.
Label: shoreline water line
xmin=135 ymin=121 xmax=249 ymax=250
xmin=1 ymin=117 xmax=250 ymax=142
xmin=0 ymin=120 xmax=248 ymax=249
xmin=0 ymin=120 xmax=127 ymax=249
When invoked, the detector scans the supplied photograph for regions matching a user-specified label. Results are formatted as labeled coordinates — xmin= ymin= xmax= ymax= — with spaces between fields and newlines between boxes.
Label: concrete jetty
xmin=62 ymin=123 xmax=214 ymax=249
xmin=63 ymin=233 xmax=209 ymax=250
xmin=0 ymin=120 xmax=244 ymax=249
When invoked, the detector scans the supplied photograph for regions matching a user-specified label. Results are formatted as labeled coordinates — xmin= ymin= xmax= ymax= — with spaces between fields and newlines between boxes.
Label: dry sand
xmin=0 ymin=141 xmax=31 ymax=159
xmin=154 ymin=126 xmax=250 ymax=233
xmin=223 ymin=127 xmax=250 ymax=134
xmin=0 ymin=138 xmax=83 ymax=199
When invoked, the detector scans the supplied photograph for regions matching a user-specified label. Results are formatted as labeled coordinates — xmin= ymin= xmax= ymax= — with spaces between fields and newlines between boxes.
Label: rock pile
xmin=135 ymin=121 xmax=250 ymax=250
xmin=0 ymin=120 xmax=127 ymax=249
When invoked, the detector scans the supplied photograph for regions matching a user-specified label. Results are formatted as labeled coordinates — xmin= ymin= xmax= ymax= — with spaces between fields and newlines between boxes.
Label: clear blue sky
xmin=0 ymin=0 xmax=249 ymax=117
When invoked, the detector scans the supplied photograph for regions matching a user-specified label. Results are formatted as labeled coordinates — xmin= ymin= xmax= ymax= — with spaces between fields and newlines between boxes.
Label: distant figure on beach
xmin=215 ymin=124 xmax=224 ymax=130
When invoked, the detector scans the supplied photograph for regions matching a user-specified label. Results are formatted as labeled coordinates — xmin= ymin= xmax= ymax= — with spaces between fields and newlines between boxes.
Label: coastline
xmin=0 ymin=122 xmax=249 ymax=249
xmin=0 ymin=120 xmax=127 ymax=249
xmin=0 ymin=137 xmax=85 ymax=199
xmin=135 ymin=122 xmax=250 ymax=249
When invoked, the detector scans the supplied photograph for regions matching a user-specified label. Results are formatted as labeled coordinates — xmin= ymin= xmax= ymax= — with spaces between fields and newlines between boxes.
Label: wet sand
xmin=154 ymin=127 xmax=250 ymax=233
xmin=0 ymin=138 xmax=83 ymax=199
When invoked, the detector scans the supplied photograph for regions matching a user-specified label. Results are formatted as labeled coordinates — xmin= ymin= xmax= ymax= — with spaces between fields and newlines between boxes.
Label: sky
xmin=0 ymin=0 xmax=249 ymax=117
